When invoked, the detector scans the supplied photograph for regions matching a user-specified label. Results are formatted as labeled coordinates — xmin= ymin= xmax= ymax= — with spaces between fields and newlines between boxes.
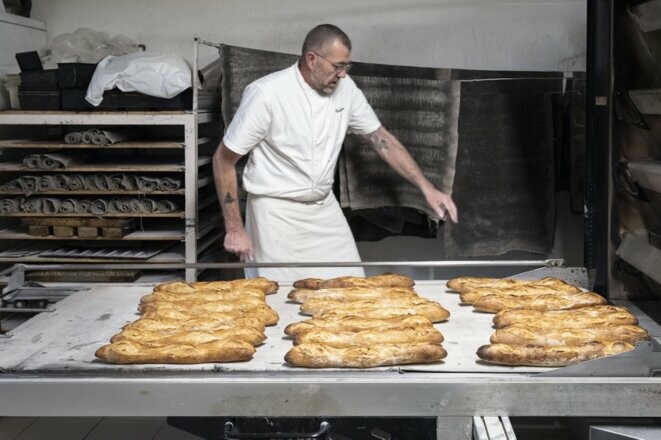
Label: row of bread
xmin=0 ymin=196 xmax=178 ymax=214
xmin=446 ymin=276 xmax=649 ymax=367
xmin=284 ymin=274 xmax=449 ymax=368
xmin=0 ymin=174 xmax=181 ymax=193
xmin=95 ymin=278 xmax=280 ymax=364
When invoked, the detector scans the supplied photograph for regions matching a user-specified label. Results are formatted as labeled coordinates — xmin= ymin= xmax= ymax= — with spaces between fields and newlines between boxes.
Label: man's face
xmin=309 ymin=40 xmax=351 ymax=96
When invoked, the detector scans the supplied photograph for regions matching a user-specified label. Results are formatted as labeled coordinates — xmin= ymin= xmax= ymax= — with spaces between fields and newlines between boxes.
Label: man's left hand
xmin=423 ymin=187 xmax=458 ymax=223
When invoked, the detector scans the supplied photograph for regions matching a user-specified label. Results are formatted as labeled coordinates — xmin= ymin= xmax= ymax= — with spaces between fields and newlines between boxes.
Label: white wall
xmin=0 ymin=12 xmax=47 ymax=109
xmin=31 ymin=0 xmax=586 ymax=71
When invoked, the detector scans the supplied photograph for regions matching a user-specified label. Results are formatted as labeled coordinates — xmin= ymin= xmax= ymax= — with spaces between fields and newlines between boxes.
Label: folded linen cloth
xmin=0 ymin=198 xmax=19 ymax=214
xmin=156 ymin=200 xmax=177 ymax=213
xmin=135 ymin=176 xmax=160 ymax=192
xmin=23 ymin=153 xmax=73 ymax=170
xmin=19 ymin=197 xmax=43 ymax=213
xmin=41 ymin=198 xmax=62 ymax=215
xmin=158 ymin=177 xmax=182 ymax=191
xmin=90 ymin=199 xmax=109 ymax=215
xmin=64 ymin=132 xmax=83 ymax=144
xmin=91 ymin=130 xmax=129 ymax=145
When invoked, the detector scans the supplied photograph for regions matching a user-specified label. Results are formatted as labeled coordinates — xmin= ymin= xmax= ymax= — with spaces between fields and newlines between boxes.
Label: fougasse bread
xmin=490 ymin=324 xmax=649 ymax=346
xmin=154 ymin=277 xmax=278 ymax=294
xmin=140 ymin=288 xmax=266 ymax=304
xmin=95 ymin=339 xmax=256 ymax=364
xmin=492 ymin=305 xmax=638 ymax=329
xmin=284 ymin=315 xmax=433 ymax=337
xmin=294 ymin=326 xmax=444 ymax=347
xmin=110 ymin=326 xmax=267 ymax=346
xmin=446 ymin=276 xmax=574 ymax=293
xmin=293 ymin=274 xmax=414 ymax=290
xmin=472 ymin=291 xmax=606 ymax=313
xmin=287 ymin=287 xmax=417 ymax=304
xmin=459 ymin=283 xmax=581 ymax=304
xmin=299 ymin=297 xmax=437 ymax=316
xmin=316 ymin=303 xmax=450 ymax=323
xmin=476 ymin=341 xmax=634 ymax=367
xmin=285 ymin=342 xmax=446 ymax=368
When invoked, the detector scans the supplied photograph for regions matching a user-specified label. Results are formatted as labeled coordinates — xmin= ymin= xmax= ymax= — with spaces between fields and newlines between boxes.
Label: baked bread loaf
xmin=317 ymin=303 xmax=450 ymax=323
xmin=138 ymin=296 xmax=266 ymax=314
xmin=476 ymin=341 xmax=634 ymax=367
xmin=284 ymin=315 xmax=433 ymax=337
xmin=288 ymin=287 xmax=417 ymax=304
xmin=490 ymin=324 xmax=650 ymax=346
xmin=294 ymin=327 xmax=443 ymax=347
xmin=140 ymin=288 xmax=265 ymax=304
xmin=460 ymin=283 xmax=581 ymax=304
xmin=124 ymin=316 xmax=266 ymax=333
xmin=111 ymin=327 xmax=267 ymax=346
xmin=492 ymin=305 xmax=638 ymax=328
xmin=300 ymin=297 xmax=437 ymax=316
xmin=285 ymin=343 xmax=446 ymax=368
xmin=95 ymin=339 xmax=255 ymax=364
xmin=141 ymin=307 xmax=279 ymax=326
xmin=472 ymin=291 xmax=606 ymax=313
xmin=447 ymin=276 xmax=572 ymax=293
xmin=154 ymin=277 xmax=278 ymax=294
xmin=293 ymin=274 xmax=414 ymax=290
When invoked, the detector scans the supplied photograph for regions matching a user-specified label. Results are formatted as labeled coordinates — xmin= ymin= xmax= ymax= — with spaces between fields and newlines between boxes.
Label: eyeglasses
xmin=312 ymin=51 xmax=352 ymax=73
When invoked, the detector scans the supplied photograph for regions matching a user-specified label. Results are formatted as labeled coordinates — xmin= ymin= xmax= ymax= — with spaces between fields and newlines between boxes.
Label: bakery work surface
xmin=0 ymin=280 xmax=660 ymax=417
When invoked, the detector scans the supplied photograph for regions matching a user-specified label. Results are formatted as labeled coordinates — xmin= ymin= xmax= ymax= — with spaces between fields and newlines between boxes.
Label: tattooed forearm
xmin=368 ymin=130 xmax=391 ymax=151
xmin=223 ymin=192 xmax=236 ymax=205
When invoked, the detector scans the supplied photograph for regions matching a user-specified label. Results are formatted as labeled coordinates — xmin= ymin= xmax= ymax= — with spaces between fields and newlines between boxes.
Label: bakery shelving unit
xmin=0 ymin=40 xmax=223 ymax=282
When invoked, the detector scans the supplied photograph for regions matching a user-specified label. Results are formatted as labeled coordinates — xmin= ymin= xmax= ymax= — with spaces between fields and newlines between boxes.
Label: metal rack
xmin=0 ymin=40 xmax=223 ymax=282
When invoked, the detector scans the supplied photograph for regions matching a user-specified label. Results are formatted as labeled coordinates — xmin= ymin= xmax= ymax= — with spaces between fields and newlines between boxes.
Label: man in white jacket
xmin=213 ymin=24 xmax=458 ymax=282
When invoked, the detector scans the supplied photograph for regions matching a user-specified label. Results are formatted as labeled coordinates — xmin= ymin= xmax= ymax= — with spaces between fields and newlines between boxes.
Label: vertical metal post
xmin=585 ymin=0 xmax=613 ymax=296
xmin=184 ymin=116 xmax=198 ymax=282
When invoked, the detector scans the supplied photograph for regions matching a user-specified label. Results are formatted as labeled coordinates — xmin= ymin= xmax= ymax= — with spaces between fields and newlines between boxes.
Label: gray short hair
xmin=301 ymin=24 xmax=351 ymax=56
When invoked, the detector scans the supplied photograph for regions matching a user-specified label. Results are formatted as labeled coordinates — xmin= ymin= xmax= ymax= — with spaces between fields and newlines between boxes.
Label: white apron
xmin=244 ymin=192 xmax=365 ymax=283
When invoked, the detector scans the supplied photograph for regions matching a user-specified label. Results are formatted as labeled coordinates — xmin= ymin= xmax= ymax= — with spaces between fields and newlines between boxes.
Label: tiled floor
xmin=0 ymin=417 xmax=203 ymax=440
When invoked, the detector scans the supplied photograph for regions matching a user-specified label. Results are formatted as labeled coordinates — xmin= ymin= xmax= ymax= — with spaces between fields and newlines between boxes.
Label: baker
xmin=213 ymin=24 xmax=458 ymax=281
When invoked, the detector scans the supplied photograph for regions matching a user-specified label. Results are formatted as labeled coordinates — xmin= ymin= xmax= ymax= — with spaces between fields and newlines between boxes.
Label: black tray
xmin=58 ymin=63 xmax=97 ymax=89
xmin=61 ymin=88 xmax=194 ymax=110
xmin=18 ymin=89 xmax=61 ymax=110
xmin=20 ymin=69 xmax=59 ymax=89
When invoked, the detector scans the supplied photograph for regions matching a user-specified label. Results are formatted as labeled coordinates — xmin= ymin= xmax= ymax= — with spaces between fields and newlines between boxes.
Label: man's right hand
xmin=224 ymin=228 xmax=254 ymax=262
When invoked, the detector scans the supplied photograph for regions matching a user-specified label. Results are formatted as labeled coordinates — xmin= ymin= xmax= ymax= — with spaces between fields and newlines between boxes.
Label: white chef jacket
xmin=223 ymin=63 xmax=381 ymax=281
xmin=223 ymin=63 xmax=381 ymax=202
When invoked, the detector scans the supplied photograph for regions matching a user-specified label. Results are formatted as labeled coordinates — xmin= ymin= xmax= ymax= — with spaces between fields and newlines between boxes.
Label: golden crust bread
xmin=472 ymin=292 xmax=606 ymax=313
xmin=140 ymin=288 xmax=265 ymax=304
xmin=476 ymin=341 xmax=634 ymax=367
xmin=446 ymin=276 xmax=573 ymax=293
xmin=300 ymin=297 xmax=436 ymax=316
xmin=137 ymin=296 xmax=266 ymax=314
xmin=95 ymin=339 xmax=255 ymax=364
xmin=154 ymin=277 xmax=278 ymax=294
xmin=460 ymin=284 xmax=582 ymax=304
xmin=285 ymin=343 xmax=446 ymax=368
xmin=288 ymin=287 xmax=417 ymax=304
xmin=110 ymin=327 xmax=267 ymax=346
xmin=284 ymin=315 xmax=433 ymax=337
xmin=490 ymin=324 xmax=650 ymax=346
xmin=294 ymin=327 xmax=444 ymax=347
xmin=141 ymin=307 xmax=279 ymax=326
xmin=492 ymin=305 xmax=638 ymax=328
xmin=317 ymin=303 xmax=450 ymax=323
xmin=123 ymin=316 xmax=266 ymax=333
xmin=293 ymin=274 xmax=414 ymax=290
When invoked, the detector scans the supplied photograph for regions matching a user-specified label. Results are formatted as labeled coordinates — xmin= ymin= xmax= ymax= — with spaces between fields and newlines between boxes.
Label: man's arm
xmin=212 ymin=142 xmax=253 ymax=261
xmin=361 ymin=125 xmax=458 ymax=223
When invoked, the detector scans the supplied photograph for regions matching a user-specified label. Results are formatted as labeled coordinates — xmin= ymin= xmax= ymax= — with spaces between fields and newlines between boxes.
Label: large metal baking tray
xmin=0 ymin=281 xmax=553 ymax=374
